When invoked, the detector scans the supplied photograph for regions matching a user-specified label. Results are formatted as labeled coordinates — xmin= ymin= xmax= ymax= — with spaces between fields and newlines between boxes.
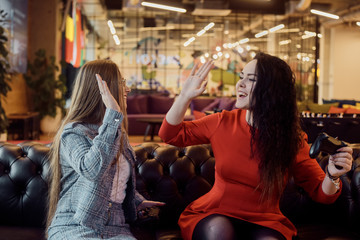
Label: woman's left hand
xmin=328 ymin=146 xmax=353 ymax=177
xmin=138 ymin=200 xmax=165 ymax=211
xmin=137 ymin=200 xmax=166 ymax=218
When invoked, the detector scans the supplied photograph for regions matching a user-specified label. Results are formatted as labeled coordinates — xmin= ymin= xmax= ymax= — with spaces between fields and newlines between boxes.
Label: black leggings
xmin=192 ymin=214 xmax=286 ymax=240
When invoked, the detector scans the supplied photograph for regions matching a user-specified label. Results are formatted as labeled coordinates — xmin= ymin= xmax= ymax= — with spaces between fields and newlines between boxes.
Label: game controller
xmin=137 ymin=207 xmax=160 ymax=220
xmin=309 ymin=132 xmax=347 ymax=169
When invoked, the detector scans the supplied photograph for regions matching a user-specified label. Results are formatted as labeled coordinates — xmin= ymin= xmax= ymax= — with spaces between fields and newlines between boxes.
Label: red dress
xmin=158 ymin=109 xmax=341 ymax=240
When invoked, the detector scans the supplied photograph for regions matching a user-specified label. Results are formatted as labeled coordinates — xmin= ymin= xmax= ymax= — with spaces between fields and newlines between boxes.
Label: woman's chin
xmin=235 ymin=101 xmax=248 ymax=110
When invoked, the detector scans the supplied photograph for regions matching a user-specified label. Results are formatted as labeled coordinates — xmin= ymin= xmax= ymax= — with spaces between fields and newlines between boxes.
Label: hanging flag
xmin=64 ymin=0 xmax=84 ymax=68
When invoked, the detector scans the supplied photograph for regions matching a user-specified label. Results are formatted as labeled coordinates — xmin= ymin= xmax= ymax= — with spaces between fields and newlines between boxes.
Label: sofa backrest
xmin=126 ymin=94 xmax=175 ymax=115
xmin=190 ymin=97 xmax=236 ymax=114
xmin=133 ymin=143 xmax=215 ymax=227
xmin=133 ymin=143 xmax=360 ymax=231
xmin=0 ymin=141 xmax=359 ymax=233
xmin=0 ymin=142 xmax=50 ymax=227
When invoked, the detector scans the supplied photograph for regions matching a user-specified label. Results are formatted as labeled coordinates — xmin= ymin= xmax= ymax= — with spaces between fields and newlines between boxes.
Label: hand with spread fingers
xmin=163 ymin=60 xmax=214 ymax=126
xmin=95 ymin=74 xmax=121 ymax=113
xmin=180 ymin=60 xmax=214 ymax=101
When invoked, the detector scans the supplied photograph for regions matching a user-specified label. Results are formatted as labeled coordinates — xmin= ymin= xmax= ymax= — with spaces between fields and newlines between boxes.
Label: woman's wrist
xmin=326 ymin=165 xmax=340 ymax=190
xmin=326 ymin=165 xmax=339 ymax=180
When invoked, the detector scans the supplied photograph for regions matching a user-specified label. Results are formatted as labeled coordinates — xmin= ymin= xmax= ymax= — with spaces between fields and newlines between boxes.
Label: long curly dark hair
xmin=249 ymin=52 xmax=302 ymax=202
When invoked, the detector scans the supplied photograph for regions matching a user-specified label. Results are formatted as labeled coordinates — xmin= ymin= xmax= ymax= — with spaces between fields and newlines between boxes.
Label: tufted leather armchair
xmin=0 ymin=141 xmax=360 ymax=240
xmin=0 ymin=142 xmax=49 ymax=240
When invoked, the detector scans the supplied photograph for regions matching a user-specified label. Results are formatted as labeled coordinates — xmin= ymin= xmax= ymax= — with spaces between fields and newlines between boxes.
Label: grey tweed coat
xmin=48 ymin=109 xmax=145 ymax=238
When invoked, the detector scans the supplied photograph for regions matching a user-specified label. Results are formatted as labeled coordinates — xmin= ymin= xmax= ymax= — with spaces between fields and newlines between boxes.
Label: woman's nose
xmin=238 ymin=79 xmax=245 ymax=88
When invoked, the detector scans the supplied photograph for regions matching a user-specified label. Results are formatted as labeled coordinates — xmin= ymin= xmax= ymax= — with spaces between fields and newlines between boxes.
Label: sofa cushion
xmin=218 ymin=97 xmax=236 ymax=111
xmin=148 ymin=95 xmax=174 ymax=114
xmin=297 ymin=101 xmax=309 ymax=112
xmin=328 ymin=106 xmax=345 ymax=114
xmin=343 ymin=104 xmax=360 ymax=110
xmin=202 ymin=98 xmax=221 ymax=112
xmin=190 ymin=98 xmax=216 ymax=113
xmin=345 ymin=108 xmax=360 ymax=114
xmin=323 ymin=99 xmax=357 ymax=108
xmin=127 ymin=95 xmax=149 ymax=114
xmin=308 ymin=102 xmax=339 ymax=113
xmin=202 ymin=97 xmax=236 ymax=112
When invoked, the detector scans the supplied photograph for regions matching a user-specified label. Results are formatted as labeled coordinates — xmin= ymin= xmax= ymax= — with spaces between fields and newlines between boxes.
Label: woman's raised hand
xmin=96 ymin=74 xmax=121 ymax=113
xmin=180 ymin=60 xmax=214 ymax=101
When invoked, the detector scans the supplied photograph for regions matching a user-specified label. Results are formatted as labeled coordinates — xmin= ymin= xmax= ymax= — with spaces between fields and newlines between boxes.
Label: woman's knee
xmin=192 ymin=214 xmax=236 ymax=240
xmin=251 ymin=227 xmax=286 ymax=240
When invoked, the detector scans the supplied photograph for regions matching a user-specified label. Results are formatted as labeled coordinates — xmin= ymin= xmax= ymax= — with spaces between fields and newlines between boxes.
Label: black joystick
xmin=309 ymin=132 xmax=347 ymax=169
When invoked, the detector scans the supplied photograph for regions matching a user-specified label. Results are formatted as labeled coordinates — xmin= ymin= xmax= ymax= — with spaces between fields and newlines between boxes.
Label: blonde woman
xmin=47 ymin=60 xmax=164 ymax=239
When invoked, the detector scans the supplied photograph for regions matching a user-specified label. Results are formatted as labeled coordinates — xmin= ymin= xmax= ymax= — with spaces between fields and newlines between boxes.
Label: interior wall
xmin=330 ymin=26 xmax=360 ymax=100
xmin=2 ymin=74 xmax=29 ymax=114
xmin=27 ymin=0 xmax=60 ymax=61
xmin=3 ymin=0 xmax=63 ymax=115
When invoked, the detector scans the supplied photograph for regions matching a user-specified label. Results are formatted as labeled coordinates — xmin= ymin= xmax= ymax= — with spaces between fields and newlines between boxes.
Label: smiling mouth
xmin=239 ymin=92 xmax=248 ymax=97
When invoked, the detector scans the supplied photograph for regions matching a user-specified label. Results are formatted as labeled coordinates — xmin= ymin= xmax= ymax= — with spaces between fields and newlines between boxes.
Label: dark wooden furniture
xmin=7 ymin=112 xmax=40 ymax=140
xmin=300 ymin=115 xmax=360 ymax=143
xmin=136 ymin=118 xmax=164 ymax=141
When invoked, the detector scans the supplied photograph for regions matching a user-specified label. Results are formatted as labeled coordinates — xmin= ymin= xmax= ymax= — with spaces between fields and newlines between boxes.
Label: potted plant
xmin=0 ymin=9 xmax=11 ymax=140
xmin=24 ymin=49 xmax=66 ymax=133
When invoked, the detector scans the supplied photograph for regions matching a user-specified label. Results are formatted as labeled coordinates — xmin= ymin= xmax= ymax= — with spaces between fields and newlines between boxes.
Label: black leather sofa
xmin=0 ymin=141 xmax=360 ymax=240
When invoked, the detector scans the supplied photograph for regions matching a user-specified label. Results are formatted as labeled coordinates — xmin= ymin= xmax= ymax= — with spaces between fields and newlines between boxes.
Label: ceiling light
xmin=310 ymin=9 xmax=339 ymax=19
xmin=237 ymin=47 xmax=244 ymax=54
xmin=196 ymin=29 xmax=206 ymax=36
xmin=304 ymin=31 xmax=316 ymax=36
xmin=357 ymin=22 xmax=360 ymax=27
xmin=276 ymin=28 xmax=300 ymax=33
xmin=239 ymin=38 xmax=249 ymax=44
xmin=279 ymin=39 xmax=291 ymax=45
xmin=141 ymin=2 xmax=186 ymax=13
xmin=107 ymin=20 xmax=116 ymax=35
xmin=269 ymin=24 xmax=285 ymax=33
xmin=204 ymin=22 xmax=215 ymax=30
xmin=184 ymin=37 xmax=195 ymax=47
xmin=255 ymin=30 xmax=268 ymax=38
xmin=113 ymin=35 xmax=120 ymax=45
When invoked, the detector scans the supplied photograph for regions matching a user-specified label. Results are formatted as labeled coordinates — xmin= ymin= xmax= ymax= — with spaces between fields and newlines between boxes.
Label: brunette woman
xmin=159 ymin=53 xmax=353 ymax=240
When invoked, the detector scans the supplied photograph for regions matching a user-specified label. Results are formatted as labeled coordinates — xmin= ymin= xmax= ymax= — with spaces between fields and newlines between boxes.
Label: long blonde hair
xmin=46 ymin=59 xmax=128 ymax=231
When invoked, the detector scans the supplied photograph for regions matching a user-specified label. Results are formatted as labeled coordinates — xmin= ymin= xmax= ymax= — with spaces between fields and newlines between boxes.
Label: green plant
xmin=0 ymin=10 xmax=11 ymax=134
xmin=24 ymin=49 xmax=67 ymax=119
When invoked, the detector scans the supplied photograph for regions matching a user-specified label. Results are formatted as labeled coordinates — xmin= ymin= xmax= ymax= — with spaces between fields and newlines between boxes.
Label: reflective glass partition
xmin=81 ymin=5 xmax=319 ymax=101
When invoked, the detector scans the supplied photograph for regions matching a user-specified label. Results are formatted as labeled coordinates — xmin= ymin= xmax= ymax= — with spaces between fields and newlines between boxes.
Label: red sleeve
xmin=158 ymin=113 xmax=222 ymax=147
xmin=292 ymin=134 xmax=341 ymax=204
